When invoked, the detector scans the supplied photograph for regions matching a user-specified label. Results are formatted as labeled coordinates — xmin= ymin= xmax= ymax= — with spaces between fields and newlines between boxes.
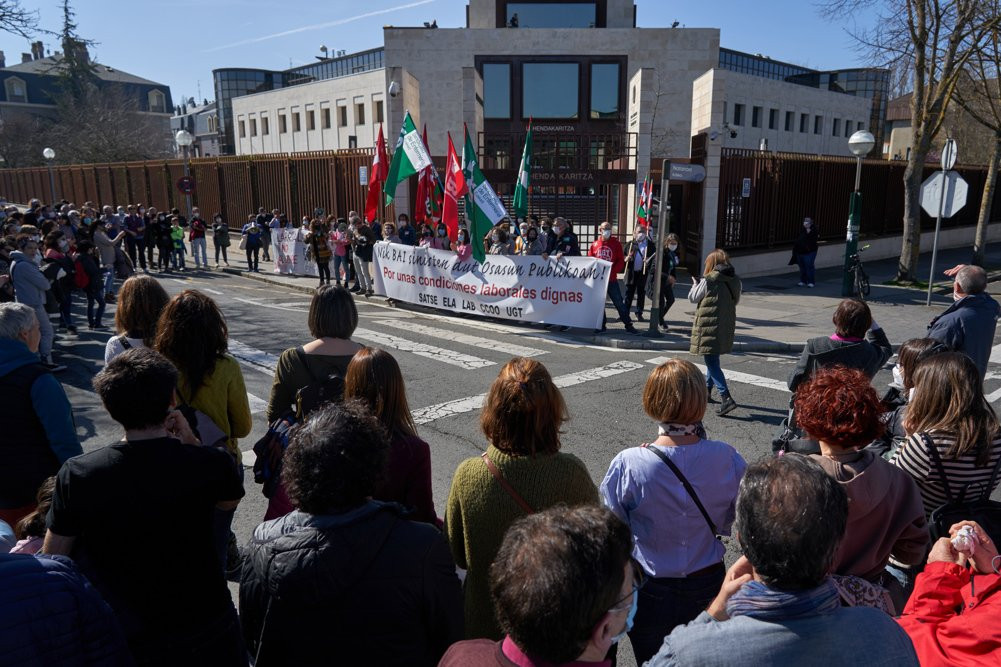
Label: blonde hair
xmin=642 ymin=359 xmax=707 ymax=424
xmin=703 ymin=248 xmax=730 ymax=277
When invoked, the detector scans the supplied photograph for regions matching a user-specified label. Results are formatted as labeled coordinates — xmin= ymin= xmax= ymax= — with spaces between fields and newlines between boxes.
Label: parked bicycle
xmin=848 ymin=244 xmax=870 ymax=299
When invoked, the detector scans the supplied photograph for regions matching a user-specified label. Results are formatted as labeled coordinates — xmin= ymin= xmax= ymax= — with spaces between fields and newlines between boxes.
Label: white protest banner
xmin=373 ymin=242 xmax=611 ymax=329
xmin=271 ymin=227 xmax=318 ymax=276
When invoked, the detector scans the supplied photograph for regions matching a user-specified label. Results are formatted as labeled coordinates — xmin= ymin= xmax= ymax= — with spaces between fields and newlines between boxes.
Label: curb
xmin=226 ymin=268 xmax=807 ymax=354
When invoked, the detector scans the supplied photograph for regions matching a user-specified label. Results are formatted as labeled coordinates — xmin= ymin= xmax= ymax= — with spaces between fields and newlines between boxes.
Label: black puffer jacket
xmin=788 ymin=327 xmax=892 ymax=391
xmin=239 ymin=501 xmax=463 ymax=666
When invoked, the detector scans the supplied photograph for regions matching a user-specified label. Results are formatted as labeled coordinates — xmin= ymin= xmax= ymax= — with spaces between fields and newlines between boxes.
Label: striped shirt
xmin=890 ymin=430 xmax=1001 ymax=517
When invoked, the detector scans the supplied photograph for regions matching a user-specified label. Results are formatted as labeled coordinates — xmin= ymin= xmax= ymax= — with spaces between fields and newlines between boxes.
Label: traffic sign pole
xmin=926 ymin=139 xmax=957 ymax=306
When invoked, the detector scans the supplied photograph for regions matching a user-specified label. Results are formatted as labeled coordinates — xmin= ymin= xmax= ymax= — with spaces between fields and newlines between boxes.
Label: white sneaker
xmin=807 ymin=283 xmax=815 ymax=288
xmin=797 ymin=282 xmax=805 ymax=286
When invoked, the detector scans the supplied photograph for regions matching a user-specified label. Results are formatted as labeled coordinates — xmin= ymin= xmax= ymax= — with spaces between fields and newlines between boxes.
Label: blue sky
xmin=5 ymin=0 xmax=879 ymax=106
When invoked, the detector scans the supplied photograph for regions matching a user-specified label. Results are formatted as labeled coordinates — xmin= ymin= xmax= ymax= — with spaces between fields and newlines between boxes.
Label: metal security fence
xmin=716 ymin=148 xmax=1001 ymax=251
xmin=0 ymin=149 xmax=393 ymax=224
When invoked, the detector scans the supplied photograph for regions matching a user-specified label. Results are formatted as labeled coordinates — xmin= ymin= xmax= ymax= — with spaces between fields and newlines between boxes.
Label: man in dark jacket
xmin=0 ymin=552 xmax=132 ymax=666
xmin=624 ymin=226 xmax=650 ymax=321
xmin=928 ymin=264 xmax=999 ymax=380
xmin=240 ymin=401 xmax=463 ymax=666
xmin=542 ymin=217 xmax=580 ymax=259
xmin=0 ymin=302 xmax=80 ymax=526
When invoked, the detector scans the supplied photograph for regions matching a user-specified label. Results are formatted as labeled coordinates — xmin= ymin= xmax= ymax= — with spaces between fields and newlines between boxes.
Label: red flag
xmin=442 ymin=132 xmax=467 ymax=243
xmin=365 ymin=124 xmax=389 ymax=223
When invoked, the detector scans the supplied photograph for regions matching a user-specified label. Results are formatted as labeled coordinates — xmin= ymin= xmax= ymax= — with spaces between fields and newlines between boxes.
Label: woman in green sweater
xmin=445 ymin=357 xmax=599 ymax=640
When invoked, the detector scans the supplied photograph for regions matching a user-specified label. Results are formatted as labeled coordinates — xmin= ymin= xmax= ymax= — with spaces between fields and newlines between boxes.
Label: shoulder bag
xmin=922 ymin=433 xmax=1001 ymax=544
xmin=481 ymin=452 xmax=534 ymax=514
xmin=642 ymin=443 xmax=721 ymax=541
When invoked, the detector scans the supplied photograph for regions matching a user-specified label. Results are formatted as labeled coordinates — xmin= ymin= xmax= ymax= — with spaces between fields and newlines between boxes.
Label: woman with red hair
xmin=795 ymin=366 xmax=928 ymax=613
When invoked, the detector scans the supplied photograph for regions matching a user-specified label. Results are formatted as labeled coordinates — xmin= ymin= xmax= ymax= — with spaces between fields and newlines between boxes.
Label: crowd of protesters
xmin=2 ymin=195 xmax=1001 ymax=665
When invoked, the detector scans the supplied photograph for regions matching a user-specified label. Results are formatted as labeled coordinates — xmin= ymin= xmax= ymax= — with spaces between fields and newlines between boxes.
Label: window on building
xmin=857 ymin=121 xmax=865 ymax=132
xmin=785 ymin=111 xmax=794 ymax=131
xmin=348 ymin=135 xmax=357 ymax=149
xmin=833 ymin=118 xmax=841 ymax=137
xmin=355 ymin=102 xmax=365 ymax=125
xmin=4 ymin=76 xmax=26 ymax=103
xmin=338 ymin=105 xmax=348 ymax=127
xmin=506 ymin=2 xmax=597 ymax=28
xmin=483 ymin=63 xmax=511 ymax=119
xmin=307 ymin=110 xmax=315 ymax=130
xmin=238 ymin=120 xmax=246 ymax=138
xmin=279 ymin=114 xmax=287 ymax=133
xmin=523 ymin=63 xmax=579 ymax=119
xmin=768 ymin=108 xmax=778 ymax=130
xmin=375 ymin=100 xmax=384 ymax=123
xmin=147 ymin=89 xmax=166 ymax=113
xmin=814 ymin=115 xmax=823 ymax=134
xmin=292 ymin=112 xmax=301 ymax=132
xmin=751 ymin=106 xmax=762 ymax=128
xmin=249 ymin=118 xmax=257 ymax=136
xmin=207 ymin=115 xmax=217 ymax=133
xmin=590 ymin=63 xmax=620 ymax=119
xmin=322 ymin=108 xmax=331 ymax=129
xmin=800 ymin=113 xmax=808 ymax=133
xmin=262 ymin=116 xmax=269 ymax=135
xmin=733 ymin=103 xmax=744 ymax=126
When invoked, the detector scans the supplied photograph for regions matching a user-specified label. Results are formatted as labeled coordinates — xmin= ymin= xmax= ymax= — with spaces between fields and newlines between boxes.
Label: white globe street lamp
xmin=175 ymin=130 xmax=195 ymax=219
xmin=842 ymin=130 xmax=875 ymax=296
xmin=42 ymin=147 xmax=57 ymax=203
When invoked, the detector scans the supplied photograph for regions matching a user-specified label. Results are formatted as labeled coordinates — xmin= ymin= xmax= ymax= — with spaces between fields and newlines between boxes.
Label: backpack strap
xmin=118 ymin=335 xmax=132 ymax=350
xmin=921 ymin=433 xmax=956 ymax=504
xmin=642 ymin=443 xmax=719 ymax=537
xmin=481 ymin=452 xmax=534 ymax=514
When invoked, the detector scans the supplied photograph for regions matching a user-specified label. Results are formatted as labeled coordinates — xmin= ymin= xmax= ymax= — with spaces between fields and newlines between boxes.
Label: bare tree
xmin=0 ymin=0 xmax=39 ymax=38
xmin=820 ymin=0 xmax=1001 ymax=281
xmin=0 ymin=112 xmax=52 ymax=167
xmin=951 ymin=4 xmax=1001 ymax=267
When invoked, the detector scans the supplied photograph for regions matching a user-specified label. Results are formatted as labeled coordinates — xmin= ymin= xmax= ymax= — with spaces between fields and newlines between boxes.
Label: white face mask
xmin=892 ymin=364 xmax=904 ymax=388
xmin=58 ymin=240 xmax=69 ymax=251
xmin=953 ymin=291 xmax=963 ymax=302
xmin=804 ymin=222 xmax=812 ymax=229
xmin=491 ymin=234 xmax=500 ymax=242
xmin=601 ymin=229 xmax=611 ymax=239
xmin=668 ymin=244 xmax=678 ymax=252
xmin=636 ymin=233 xmax=646 ymax=241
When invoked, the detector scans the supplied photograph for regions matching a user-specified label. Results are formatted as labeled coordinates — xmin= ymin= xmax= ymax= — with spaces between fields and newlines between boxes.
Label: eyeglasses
xmin=608 ymin=560 xmax=646 ymax=613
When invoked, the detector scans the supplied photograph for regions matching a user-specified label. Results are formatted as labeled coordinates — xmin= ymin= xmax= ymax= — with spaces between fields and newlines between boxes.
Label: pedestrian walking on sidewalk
xmin=689 ymin=249 xmax=741 ymax=416
xmin=212 ymin=213 xmax=230 ymax=267
xmin=791 ymin=217 xmax=818 ymax=287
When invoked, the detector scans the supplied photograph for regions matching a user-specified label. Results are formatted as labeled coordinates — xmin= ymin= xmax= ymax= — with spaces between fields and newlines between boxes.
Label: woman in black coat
xmin=791 ymin=217 xmax=818 ymax=287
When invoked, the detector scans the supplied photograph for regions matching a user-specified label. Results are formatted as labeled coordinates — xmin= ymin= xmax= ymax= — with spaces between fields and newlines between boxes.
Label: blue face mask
xmin=610 ymin=588 xmax=638 ymax=644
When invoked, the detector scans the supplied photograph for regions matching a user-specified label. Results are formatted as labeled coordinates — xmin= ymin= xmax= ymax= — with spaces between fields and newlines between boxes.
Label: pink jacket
xmin=331 ymin=231 xmax=349 ymax=257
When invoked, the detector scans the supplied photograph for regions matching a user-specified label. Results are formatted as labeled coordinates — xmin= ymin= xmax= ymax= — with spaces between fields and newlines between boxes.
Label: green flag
xmin=384 ymin=111 xmax=433 ymax=205
xmin=462 ymin=125 xmax=507 ymax=263
xmin=512 ymin=124 xmax=532 ymax=220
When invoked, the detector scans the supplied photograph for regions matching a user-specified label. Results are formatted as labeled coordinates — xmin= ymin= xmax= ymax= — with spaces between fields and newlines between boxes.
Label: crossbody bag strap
xmin=983 ymin=441 xmax=1001 ymax=501
xmin=642 ymin=443 xmax=719 ymax=537
xmin=921 ymin=433 xmax=955 ymax=504
xmin=481 ymin=452 xmax=534 ymax=514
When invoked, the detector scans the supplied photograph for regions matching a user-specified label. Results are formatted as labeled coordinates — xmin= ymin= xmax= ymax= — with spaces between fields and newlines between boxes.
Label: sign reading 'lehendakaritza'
xmin=373 ymin=242 xmax=612 ymax=329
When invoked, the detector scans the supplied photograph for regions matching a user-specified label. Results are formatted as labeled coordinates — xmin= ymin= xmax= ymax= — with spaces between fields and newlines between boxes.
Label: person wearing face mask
xmin=513 ymin=221 xmax=531 ymax=253
xmin=432 ymin=222 xmax=452 ymax=251
xmin=9 ymin=236 xmax=63 ymax=370
xmin=624 ymin=226 xmax=651 ymax=321
xmin=122 ymin=204 xmax=147 ymax=273
xmin=382 ymin=222 xmax=401 ymax=244
xmin=440 ymin=505 xmax=637 ymax=667
xmin=588 ymin=222 xmax=636 ymax=334
xmin=41 ymin=232 xmax=76 ymax=335
xmin=647 ymin=233 xmax=682 ymax=331
xmin=212 ymin=213 xmax=231 ymax=267
xmin=350 ymin=216 xmax=376 ymax=297
xmin=541 ymin=217 xmax=579 ymax=260
xmin=187 ymin=207 xmax=208 ymax=270
xmin=330 ymin=219 xmax=351 ymax=287
xmin=419 ymin=225 xmax=435 ymax=249
xmin=791 ymin=216 xmax=818 ymax=287
xmin=455 ymin=228 xmax=473 ymax=262
xmin=485 ymin=226 xmax=511 ymax=255
xmin=397 ymin=214 xmax=416 ymax=246
xmin=517 ymin=226 xmax=544 ymax=256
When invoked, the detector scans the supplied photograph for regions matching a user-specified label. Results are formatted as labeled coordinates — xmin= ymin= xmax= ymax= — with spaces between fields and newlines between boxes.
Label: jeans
xmin=171 ymin=248 xmax=185 ymax=270
xmin=704 ymin=354 xmax=730 ymax=395
xmin=125 ymin=236 xmax=147 ymax=270
xmin=628 ymin=566 xmax=725 ymax=666
xmin=246 ymin=247 xmax=259 ymax=271
xmin=85 ymin=289 xmax=106 ymax=327
xmin=215 ymin=242 xmax=228 ymax=264
xmin=103 ymin=266 xmax=115 ymax=296
xmin=191 ymin=237 xmax=208 ymax=267
xmin=31 ymin=303 xmax=53 ymax=358
xmin=602 ymin=278 xmax=632 ymax=329
xmin=624 ymin=270 xmax=647 ymax=315
xmin=797 ymin=251 xmax=816 ymax=284
xmin=333 ymin=254 xmax=350 ymax=284
xmin=317 ymin=260 xmax=331 ymax=285
xmin=353 ymin=255 xmax=371 ymax=291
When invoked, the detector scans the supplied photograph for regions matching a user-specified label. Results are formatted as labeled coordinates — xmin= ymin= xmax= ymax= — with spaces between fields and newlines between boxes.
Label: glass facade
xmin=718 ymin=48 xmax=813 ymax=81
xmin=483 ymin=63 xmax=511 ymax=118
xmin=590 ymin=63 xmax=619 ymax=119
xmin=523 ymin=63 xmax=579 ymax=118
xmin=212 ymin=48 xmax=385 ymax=154
xmin=506 ymin=2 xmax=597 ymax=28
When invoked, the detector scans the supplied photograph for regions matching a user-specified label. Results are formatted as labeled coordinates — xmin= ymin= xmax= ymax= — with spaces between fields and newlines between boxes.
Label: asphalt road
xmin=53 ymin=269 xmax=1001 ymax=667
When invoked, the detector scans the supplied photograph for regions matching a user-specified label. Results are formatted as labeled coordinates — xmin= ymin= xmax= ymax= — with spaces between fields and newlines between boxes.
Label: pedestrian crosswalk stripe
xmin=354 ymin=327 xmax=496 ymax=369
xmin=412 ymin=360 xmax=643 ymax=425
xmin=645 ymin=357 xmax=789 ymax=393
xmin=374 ymin=319 xmax=548 ymax=358
xmin=229 ymin=339 xmax=280 ymax=375
xmin=991 ymin=343 xmax=1001 ymax=366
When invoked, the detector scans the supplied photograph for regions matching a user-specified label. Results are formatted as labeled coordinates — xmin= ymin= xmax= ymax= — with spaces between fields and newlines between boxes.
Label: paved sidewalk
xmin=211 ymin=239 xmax=1001 ymax=353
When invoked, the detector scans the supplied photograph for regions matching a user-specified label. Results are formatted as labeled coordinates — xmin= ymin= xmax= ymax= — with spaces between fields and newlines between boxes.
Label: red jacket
xmin=897 ymin=561 xmax=1001 ymax=666
xmin=588 ymin=237 xmax=625 ymax=276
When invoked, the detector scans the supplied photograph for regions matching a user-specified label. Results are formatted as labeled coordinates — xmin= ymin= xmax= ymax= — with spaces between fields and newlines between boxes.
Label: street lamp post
xmin=174 ymin=129 xmax=194 ymax=220
xmin=842 ymin=131 xmax=875 ymax=297
xmin=42 ymin=147 xmax=57 ymax=204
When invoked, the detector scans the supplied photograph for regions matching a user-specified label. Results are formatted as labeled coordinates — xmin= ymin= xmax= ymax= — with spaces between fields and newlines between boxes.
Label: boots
xmin=717 ymin=392 xmax=737 ymax=417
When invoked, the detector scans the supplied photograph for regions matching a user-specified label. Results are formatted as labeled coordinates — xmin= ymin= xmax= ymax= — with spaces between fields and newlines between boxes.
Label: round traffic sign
xmin=176 ymin=176 xmax=196 ymax=194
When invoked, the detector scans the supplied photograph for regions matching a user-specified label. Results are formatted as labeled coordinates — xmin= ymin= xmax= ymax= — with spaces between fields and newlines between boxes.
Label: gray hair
xmin=0 ymin=302 xmax=38 ymax=340
xmin=956 ymin=265 xmax=987 ymax=295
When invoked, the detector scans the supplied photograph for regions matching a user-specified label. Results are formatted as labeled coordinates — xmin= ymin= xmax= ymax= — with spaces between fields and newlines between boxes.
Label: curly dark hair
xmin=794 ymin=366 xmax=885 ymax=450
xmin=15 ymin=476 xmax=55 ymax=540
xmin=155 ymin=290 xmax=228 ymax=396
xmin=282 ymin=400 xmax=390 ymax=513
